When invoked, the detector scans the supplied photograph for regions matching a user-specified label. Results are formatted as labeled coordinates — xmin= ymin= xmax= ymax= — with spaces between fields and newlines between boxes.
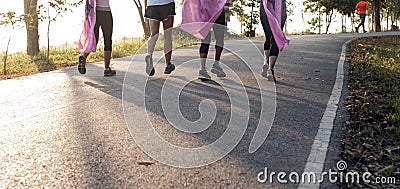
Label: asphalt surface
xmin=1 ymin=32 xmax=398 ymax=188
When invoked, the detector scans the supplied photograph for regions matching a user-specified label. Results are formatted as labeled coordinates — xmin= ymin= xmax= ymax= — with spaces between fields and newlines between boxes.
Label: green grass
xmin=342 ymin=35 xmax=400 ymax=188
xmin=0 ymin=29 xmax=242 ymax=80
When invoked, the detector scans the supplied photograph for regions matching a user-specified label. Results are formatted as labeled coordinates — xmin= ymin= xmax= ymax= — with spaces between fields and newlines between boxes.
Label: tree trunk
xmin=139 ymin=9 xmax=150 ymax=38
xmin=318 ymin=7 xmax=321 ymax=34
xmin=325 ymin=11 xmax=333 ymax=34
xmin=386 ymin=9 xmax=389 ymax=31
xmin=133 ymin=0 xmax=151 ymax=38
xmin=47 ymin=14 xmax=51 ymax=65
xmin=24 ymin=0 xmax=40 ymax=56
xmin=3 ymin=36 xmax=11 ymax=75
xmin=373 ymin=0 xmax=381 ymax=32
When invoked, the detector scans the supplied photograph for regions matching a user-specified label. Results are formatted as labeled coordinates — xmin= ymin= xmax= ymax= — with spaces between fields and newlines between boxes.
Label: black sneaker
xmin=267 ymin=69 xmax=276 ymax=81
xmin=211 ymin=63 xmax=226 ymax=77
xmin=78 ymin=55 xmax=86 ymax=74
xmin=164 ymin=63 xmax=175 ymax=74
xmin=145 ymin=54 xmax=155 ymax=76
xmin=104 ymin=67 xmax=116 ymax=76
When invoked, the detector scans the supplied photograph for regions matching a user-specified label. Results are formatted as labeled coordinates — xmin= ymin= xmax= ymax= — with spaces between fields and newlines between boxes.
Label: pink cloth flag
xmin=263 ymin=0 xmax=289 ymax=51
xmin=181 ymin=0 xmax=226 ymax=40
xmin=78 ymin=0 xmax=97 ymax=54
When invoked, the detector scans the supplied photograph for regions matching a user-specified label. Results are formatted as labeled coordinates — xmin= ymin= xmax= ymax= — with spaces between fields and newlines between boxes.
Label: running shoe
xmin=198 ymin=69 xmax=211 ymax=80
xmin=145 ymin=54 xmax=155 ymax=76
xmin=267 ymin=69 xmax=276 ymax=81
xmin=104 ymin=67 xmax=116 ymax=76
xmin=211 ymin=63 xmax=226 ymax=77
xmin=261 ymin=65 xmax=269 ymax=78
xmin=164 ymin=63 xmax=175 ymax=74
xmin=78 ymin=55 xmax=86 ymax=74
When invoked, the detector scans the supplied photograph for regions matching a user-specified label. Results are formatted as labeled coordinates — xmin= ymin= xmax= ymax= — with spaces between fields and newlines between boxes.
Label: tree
xmin=335 ymin=0 xmax=358 ymax=32
xmin=24 ymin=0 xmax=40 ymax=56
xmin=39 ymin=0 xmax=82 ymax=64
xmin=373 ymin=0 xmax=381 ymax=31
xmin=231 ymin=0 xmax=260 ymax=36
xmin=285 ymin=0 xmax=294 ymax=33
xmin=132 ymin=0 xmax=150 ymax=38
xmin=304 ymin=0 xmax=339 ymax=34
xmin=321 ymin=0 xmax=337 ymax=33
xmin=304 ymin=0 xmax=323 ymax=33
xmin=380 ymin=0 xmax=400 ymax=30
xmin=0 ymin=12 xmax=23 ymax=75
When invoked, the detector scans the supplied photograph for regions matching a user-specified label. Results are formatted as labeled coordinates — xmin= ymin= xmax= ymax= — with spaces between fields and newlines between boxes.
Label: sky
xmin=0 ymin=0 xmax=363 ymax=54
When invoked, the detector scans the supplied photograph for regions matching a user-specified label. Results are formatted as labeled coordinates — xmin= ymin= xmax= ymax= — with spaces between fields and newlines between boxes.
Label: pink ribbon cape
xmin=263 ymin=0 xmax=289 ymax=51
xmin=78 ymin=0 xmax=97 ymax=54
xmin=181 ymin=0 xmax=226 ymax=40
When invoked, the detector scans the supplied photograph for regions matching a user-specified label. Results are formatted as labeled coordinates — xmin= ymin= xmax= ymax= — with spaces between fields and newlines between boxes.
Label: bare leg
xmin=200 ymin=53 xmax=207 ymax=70
xmin=148 ymin=20 xmax=160 ymax=55
xmin=162 ymin=16 xmax=174 ymax=64
xmin=104 ymin=51 xmax=111 ymax=68
xmin=263 ymin=50 xmax=270 ymax=65
xmin=269 ymin=56 xmax=278 ymax=69
xmin=360 ymin=17 xmax=366 ymax=32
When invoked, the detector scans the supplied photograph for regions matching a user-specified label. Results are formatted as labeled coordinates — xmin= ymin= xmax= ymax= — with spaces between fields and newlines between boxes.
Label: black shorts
xmin=144 ymin=2 xmax=176 ymax=21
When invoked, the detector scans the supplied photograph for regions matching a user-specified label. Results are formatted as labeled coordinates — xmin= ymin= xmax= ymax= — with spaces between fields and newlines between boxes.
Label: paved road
xmin=1 ymin=32 xmax=398 ymax=188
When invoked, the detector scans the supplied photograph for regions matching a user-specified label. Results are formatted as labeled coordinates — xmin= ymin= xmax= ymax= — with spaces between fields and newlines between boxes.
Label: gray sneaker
xmin=211 ymin=63 xmax=226 ymax=77
xmin=145 ymin=54 xmax=155 ymax=76
xmin=261 ymin=65 xmax=269 ymax=78
xmin=198 ymin=69 xmax=211 ymax=80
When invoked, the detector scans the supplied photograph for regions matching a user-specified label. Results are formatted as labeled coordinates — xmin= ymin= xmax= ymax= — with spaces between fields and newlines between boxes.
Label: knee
xmin=200 ymin=43 xmax=210 ymax=54
xmin=150 ymin=31 xmax=159 ymax=37
xmin=215 ymin=40 xmax=224 ymax=49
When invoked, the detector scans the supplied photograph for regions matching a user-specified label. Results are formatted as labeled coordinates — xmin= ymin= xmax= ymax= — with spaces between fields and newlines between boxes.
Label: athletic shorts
xmin=144 ymin=2 xmax=176 ymax=21
xmin=359 ymin=14 xmax=366 ymax=19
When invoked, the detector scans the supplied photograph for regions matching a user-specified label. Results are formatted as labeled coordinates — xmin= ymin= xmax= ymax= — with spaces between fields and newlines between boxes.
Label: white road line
xmin=298 ymin=39 xmax=352 ymax=189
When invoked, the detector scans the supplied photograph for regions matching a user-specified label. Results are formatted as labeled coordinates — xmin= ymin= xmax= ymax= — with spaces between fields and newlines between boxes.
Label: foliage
xmin=303 ymin=0 xmax=338 ymax=33
xmin=0 ymin=12 xmax=23 ymax=29
xmin=38 ymin=0 xmax=83 ymax=65
xmin=0 ymin=11 xmax=23 ymax=75
xmin=304 ymin=0 xmax=400 ymax=33
xmin=231 ymin=0 xmax=260 ymax=32
xmin=342 ymin=36 xmax=400 ymax=188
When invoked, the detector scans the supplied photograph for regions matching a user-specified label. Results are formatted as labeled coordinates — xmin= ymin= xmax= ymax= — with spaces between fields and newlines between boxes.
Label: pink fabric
xmin=181 ymin=0 xmax=226 ymax=40
xmin=263 ymin=0 xmax=289 ymax=51
xmin=78 ymin=0 xmax=97 ymax=54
